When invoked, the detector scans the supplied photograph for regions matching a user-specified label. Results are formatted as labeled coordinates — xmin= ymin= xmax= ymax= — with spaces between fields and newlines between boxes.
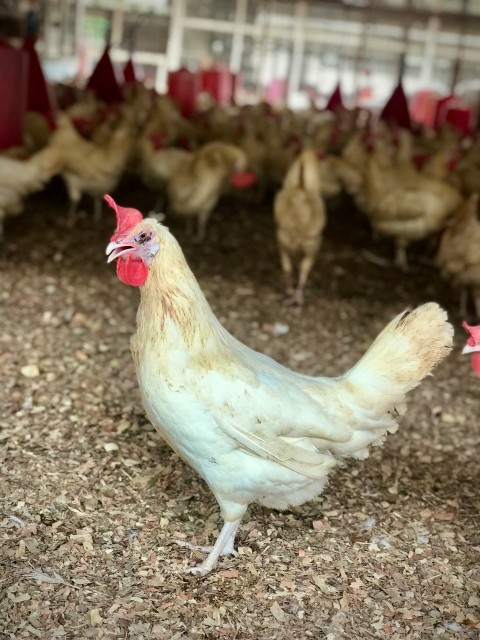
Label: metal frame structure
xmin=33 ymin=0 xmax=480 ymax=105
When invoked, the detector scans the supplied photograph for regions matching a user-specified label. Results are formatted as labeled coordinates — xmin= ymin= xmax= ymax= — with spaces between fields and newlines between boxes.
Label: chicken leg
xmin=394 ymin=241 xmax=409 ymax=271
xmin=184 ymin=518 xmax=242 ymax=576
xmin=65 ymin=177 xmax=81 ymax=227
xmin=279 ymin=248 xmax=294 ymax=296
xmin=291 ymin=253 xmax=317 ymax=306
xmin=195 ymin=208 xmax=212 ymax=244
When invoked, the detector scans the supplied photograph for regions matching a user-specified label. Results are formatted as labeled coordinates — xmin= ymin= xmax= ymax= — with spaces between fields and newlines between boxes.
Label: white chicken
xmin=105 ymin=195 xmax=453 ymax=576
xmin=0 ymin=146 xmax=63 ymax=240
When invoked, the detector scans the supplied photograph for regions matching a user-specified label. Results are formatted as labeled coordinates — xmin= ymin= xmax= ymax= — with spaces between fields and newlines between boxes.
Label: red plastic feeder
xmin=0 ymin=41 xmax=28 ymax=149
xmin=167 ymin=67 xmax=199 ymax=117
xmin=199 ymin=66 xmax=233 ymax=106
xmin=87 ymin=45 xmax=123 ymax=103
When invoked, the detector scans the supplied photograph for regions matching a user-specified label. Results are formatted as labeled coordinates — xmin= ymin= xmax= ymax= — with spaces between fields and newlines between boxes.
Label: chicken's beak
xmin=106 ymin=240 xmax=136 ymax=263
xmin=461 ymin=343 xmax=480 ymax=355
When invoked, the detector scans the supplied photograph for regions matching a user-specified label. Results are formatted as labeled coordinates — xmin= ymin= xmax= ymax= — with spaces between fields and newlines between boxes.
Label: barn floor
xmin=1 ymin=180 xmax=479 ymax=640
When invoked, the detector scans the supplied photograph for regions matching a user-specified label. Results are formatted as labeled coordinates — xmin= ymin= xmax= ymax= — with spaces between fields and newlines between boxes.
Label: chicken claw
xmin=284 ymin=289 xmax=304 ymax=307
xmin=178 ymin=519 xmax=242 ymax=576
xmin=175 ymin=538 xmax=237 ymax=556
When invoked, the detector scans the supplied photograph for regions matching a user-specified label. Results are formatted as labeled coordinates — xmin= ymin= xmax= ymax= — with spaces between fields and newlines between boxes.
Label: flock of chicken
xmin=1 ymin=83 xmax=480 ymax=312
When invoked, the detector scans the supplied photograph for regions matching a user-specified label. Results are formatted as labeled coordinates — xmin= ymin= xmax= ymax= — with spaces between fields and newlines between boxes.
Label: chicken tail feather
xmin=332 ymin=302 xmax=453 ymax=458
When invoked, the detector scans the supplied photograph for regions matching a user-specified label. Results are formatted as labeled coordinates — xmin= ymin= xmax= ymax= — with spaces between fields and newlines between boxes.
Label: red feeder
xmin=22 ymin=35 xmax=56 ymax=129
xmin=325 ymin=83 xmax=344 ymax=112
xmin=199 ymin=66 xmax=233 ymax=106
xmin=123 ymin=57 xmax=144 ymax=85
xmin=87 ymin=45 xmax=123 ymax=103
xmin=380 ymin=81 xmax=411 ymax=130
xmin=0 ymin=42 xmax=28 ymax=149
xmin=167 ymin=67 xmax=199 ymax=117
xmin=410 ymin=89 xmax=440 ymax=126
xmin=444 ymin=107 xmax=473 ymax=135
xmin=432 ymin=95 xmax=456 ymax=129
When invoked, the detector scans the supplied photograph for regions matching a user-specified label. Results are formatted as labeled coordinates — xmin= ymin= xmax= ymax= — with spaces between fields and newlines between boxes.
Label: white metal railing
xmin=37 ymin=0 xmax=480 ymax=104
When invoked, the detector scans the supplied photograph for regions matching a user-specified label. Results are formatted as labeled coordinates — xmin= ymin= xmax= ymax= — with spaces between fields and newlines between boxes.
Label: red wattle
xmin=471 ymin=352 xmax=480 ymax=377
xmin=230 ymin=171 xmax=257 ymax=189
xmin=116 ymin=256 xmax=148 ymax=287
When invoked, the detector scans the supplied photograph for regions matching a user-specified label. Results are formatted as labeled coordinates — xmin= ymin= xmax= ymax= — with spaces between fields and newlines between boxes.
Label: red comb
xmin=104 ymin=194 xmax=143 ymax=238
xmin=462 ymin=321 xmax=480 ymax=347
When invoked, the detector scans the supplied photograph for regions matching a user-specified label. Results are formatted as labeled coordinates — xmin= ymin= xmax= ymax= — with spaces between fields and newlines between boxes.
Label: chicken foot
xmin=65 ymin=178 xmax=81 ymax=227
xmin=280 ymin=251 xmax=316 ymax=306
xmin=175 ymin=533 xmax=237 ymax=556
xmin=394 ymin=242 xmax=409 ymax=271
xmin=279 ymin=249 xmax=294 ymax=295
xmin=195 ymin=209 xmax=211 ymax=244
xmin=291 ymin=254 xmax=316 ymax=306
xmin=183 ymin=518 xmax=242 ymax=576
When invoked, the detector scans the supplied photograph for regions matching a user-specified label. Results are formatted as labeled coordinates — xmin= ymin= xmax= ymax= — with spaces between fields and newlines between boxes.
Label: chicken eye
xmin=137 ymin=231 xmax=151 ymax=245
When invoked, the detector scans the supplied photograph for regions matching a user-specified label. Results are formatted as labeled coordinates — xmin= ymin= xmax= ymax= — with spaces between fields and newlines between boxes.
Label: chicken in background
xmin=237 ymin=117 xmax=268 ymax=202
xmin=50 ymin=113 xmax=136 ymax=224
xmin=265 ymin=129 xmax=303 ymax=187
xmin=436 ymin=193 xmax=480 ymax=317
xmin=274 ymin=149 xmax=327 ymax=305
xmin=167 ymin=141 xmax=251 ymax=242
xmin=462 ymin=322 xmax=480 ymax=376
xmin=316 ymin=152 xmax=343 ymax=199
xmin=23 ymin=112 xmax=52 ymax=152
xmin=334 ymin=129 xmax=371 ymax=207
xmin=65 ymin=88 xmax=101 ymax=122
xmin=105 ymin=195 xmax=453 ymax=576
xmin=137 ymin=132 xmax=193 ymax=213
xmin=421 ymin=146 xmax=460 ymax=188
xmin=456 ymin=140 xmax=480 ymax=197
xmin=363 ymin=133 xmax=463 ymax=269
xmin=0 ymin=145 xmax=64 ymax=240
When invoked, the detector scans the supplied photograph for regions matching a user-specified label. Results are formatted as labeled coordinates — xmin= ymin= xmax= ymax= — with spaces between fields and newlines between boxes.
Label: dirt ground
xmin=1 ymin=180 xmax=479 ymax=640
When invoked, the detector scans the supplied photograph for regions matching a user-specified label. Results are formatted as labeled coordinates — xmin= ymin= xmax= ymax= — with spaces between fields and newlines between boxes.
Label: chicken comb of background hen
xmin=462 ymin=321 xmax=480 ymax=376
xmin=105 ymin=193 xmax=143 ymax=239
xmin=463 ymin=321 xmax=480 ymax=346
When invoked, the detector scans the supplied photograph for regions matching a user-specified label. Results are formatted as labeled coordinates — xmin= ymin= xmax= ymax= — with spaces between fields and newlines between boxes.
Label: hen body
xmin=0 ymin=146 xmax=63 ymax=239
xmin=106 ymin=199 xmax=453 ymax=575
xmin=167 ymin=141 xmax=248 ymax=241
xmin=50 ymin=114 xmax=134 ymax=223
xmin=436 ymin=193 xmax=480 ymax=316
xmin=364 ymin=144 xmax=462 ymax=269
xmin=274 ymin=149 xmax=327 ymax=304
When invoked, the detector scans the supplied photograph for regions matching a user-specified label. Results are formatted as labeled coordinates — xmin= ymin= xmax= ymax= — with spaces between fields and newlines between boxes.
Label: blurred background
xmin=1 ymin=0 xmax=480 ymax=116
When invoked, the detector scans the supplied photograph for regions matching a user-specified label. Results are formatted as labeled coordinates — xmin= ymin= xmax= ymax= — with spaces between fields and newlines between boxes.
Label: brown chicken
xmin=436 ymin=193 xmax=480 ymax=317
xmin=167 ymin=141 xmax=249 ymax=241
xmin=364 ymin=140 xmax=463 ymax=269
xmin=274 ymin=149 xmax=327 ymax=305
xmin=50 ymin=113 xmax=135 ymax=223
xmin=138 ymin=135 xmax=193 ymax=212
